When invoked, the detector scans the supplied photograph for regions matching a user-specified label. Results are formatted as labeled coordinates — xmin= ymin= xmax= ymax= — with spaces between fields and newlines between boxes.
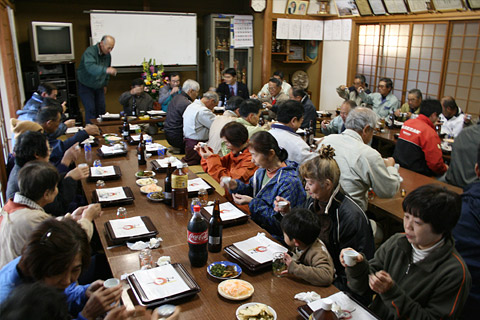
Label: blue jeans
xmin=78 ymin=82 xmax=106 ymax=124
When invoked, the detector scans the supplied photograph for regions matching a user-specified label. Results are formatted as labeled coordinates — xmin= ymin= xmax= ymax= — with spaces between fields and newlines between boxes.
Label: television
xmin=31 ymin=21 xmax=74 ymax=62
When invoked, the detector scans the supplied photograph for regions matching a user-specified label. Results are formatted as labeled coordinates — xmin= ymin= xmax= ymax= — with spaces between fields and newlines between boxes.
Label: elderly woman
xmin=0 ymin=218 xmax=123 ymax=320
xmin=341 ymin=185 xmax=471 ymax=319
xmin=222 ymin=131 xmax=306 ymax=240
xmin=275 ymin=145 xmax=375 ymax=291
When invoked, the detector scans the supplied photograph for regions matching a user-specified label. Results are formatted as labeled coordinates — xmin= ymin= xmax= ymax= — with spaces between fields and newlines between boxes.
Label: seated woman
xmin=0 ymin=160 xmax=100 ymax=268
xmin=197 ymin=121 xmax=257 ymax=184
xmin=341 ymin=184 xmax=471 ymax=319
xmin=275 ymin=145 xmax=375 ymax=292
xmin=221 ymin=131 xmax=306 ymax=239
xmin=0 ymin=218 xmax=122 ymax=320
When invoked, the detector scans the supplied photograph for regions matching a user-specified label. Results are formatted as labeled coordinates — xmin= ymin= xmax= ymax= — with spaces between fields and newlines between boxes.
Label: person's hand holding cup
xmin=220 ymin=176 xmax=237 ymax=190
xmin=340 ymin=248 xmax=363 ymax=267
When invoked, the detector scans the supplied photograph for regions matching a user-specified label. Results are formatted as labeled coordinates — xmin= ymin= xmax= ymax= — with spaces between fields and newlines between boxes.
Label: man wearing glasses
xmin=359 ymin=77 xmax=400 ymax=119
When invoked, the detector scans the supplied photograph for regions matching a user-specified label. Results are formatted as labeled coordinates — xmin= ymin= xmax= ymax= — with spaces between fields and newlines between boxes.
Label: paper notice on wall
xmin=323 ymin=20 xmax=333 ymax=40
xmin=288 ymin=19 xmax=301 ymax=40
xmin=233 ymin=15 xmax=254 ymax=48
xmin=276 ymin=18 xmax=289 ymax=39
xmin=342 ymin=19 xmax=352 ymax=41
xmin=300 ymin=20 xmax=324 ymax=40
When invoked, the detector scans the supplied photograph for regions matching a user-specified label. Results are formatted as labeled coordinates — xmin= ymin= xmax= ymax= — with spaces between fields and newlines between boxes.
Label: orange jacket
xmin=201 ymin=149 xmax=257 ymax=184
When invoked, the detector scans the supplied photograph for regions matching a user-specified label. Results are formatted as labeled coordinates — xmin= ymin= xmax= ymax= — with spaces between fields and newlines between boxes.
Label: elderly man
xmin=77 ymin=35 xmax=117 ymax=124
xmin=319 ymin=107 xmax=401 ymax=211
xmin=259 ymin=77 xmax=289 ymax=117
xmin=164 ymin=79 xmax=200 ymax=154
xmin=440 ymin=96 xmax=468 ymax=138
xmin=395 ymin=89 xmax=422 ymax=119
xmin=216 ymin=68 xmax=249 ymax=105
xmin=289 ymin=88 xmax=317 ymax=132
xmin=321 ymin=100 xmax=356 ymax=135
xmin=394 ymin=99 xmax=448 ymax=177
xmin=208 ymin=96 xmax=244 ymax=156
xmin=359 ymin=77 xmax=400 ymax=119
xmin=119 ymin=78 xmax=153 ymax=116
xmin=158 ymin=72 xmax=181 ymax=112
xmin=258 ymin=71 xmax=291 ymax=97
xmin=182 ymin=91 xmax=218 ymax=165
xmin=269 ymin=100 xmax=315 ymax=165
xmin=336 ymin=74 xmax=370 ymax=107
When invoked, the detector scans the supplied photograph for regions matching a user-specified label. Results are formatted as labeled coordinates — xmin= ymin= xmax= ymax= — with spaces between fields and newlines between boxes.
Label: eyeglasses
xmin=378 ymin=85 xmax=386 ymax=88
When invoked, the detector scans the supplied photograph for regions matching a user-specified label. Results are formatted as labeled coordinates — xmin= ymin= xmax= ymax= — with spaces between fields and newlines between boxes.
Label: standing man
xmin=118 ymin=78 xmax=153 ymax=116
xmin=77 ymin=35 xmax=117 ymax=124
xmin=216 ymin=68 xmax=249 ymax=105
xmin=182 ymin=91 xmax=218 ymax=165
xmin=358 ymin=77 xmax=400 ymax=119
xmin=158 ymin=72 xmax=181 ymax=112
xmin=289 ymin=88 xmax=317 ymax=132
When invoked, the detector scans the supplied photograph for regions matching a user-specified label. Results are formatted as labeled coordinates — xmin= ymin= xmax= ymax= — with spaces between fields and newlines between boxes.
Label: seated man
xmin=258 ymin=77 xmax=289 ymax=116
xmin=445 ymin=122 xmax=480 ymax=188
xmin=440 ymin=96 xmax=468 ymax=138
xmin=453 ymin=144 xmax=480 ymax=319
xmin=118 ymin=78 xmax=153 ymax=116
xmin=319 ymin=107 xmax=401 ymax=211
xmin=6 ymin=131 xmax=88 ymax=216
xmin=216 ymin=68 xmax=249 ymax=105
xmin=342 ymin=184 xmax=471 ymax=320
xmin=289 ymin=88 xmax=317 ymax=132
xmin=394 ymin=88 xmax=422 ymax=119
xmin=182 ymin=91 xmax=218 ymax=165
xmin=321 ymin=100 xmax=356 ymax=135
xmin=393 ymin=99 xmax=448 ymax=177
xmin=336 ymin=74 xmax=370 ymax=107
xmin=257 ymin=70 xmax=291 ymax=97
xmin=358 ymin=77 xmax=400 ymax=119
xmin=208 ymin=96 xmax=244 ymax=156
xmin=1 ymin=160 xmax=101 ymax=268
xmin=36 ymin=107 xmax=100 ymax=166
xmin=164 ymin=79 xmax=200 ymax=154
xmin=268 ymin=100 xmax=316 ymax=165
xmin=158 ymin=72 xmax=181 ymax=112
xmin=236 ymin=99 xmax=265 ymax=138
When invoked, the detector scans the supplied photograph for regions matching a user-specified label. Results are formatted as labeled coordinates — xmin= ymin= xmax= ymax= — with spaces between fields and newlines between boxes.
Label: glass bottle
xmin=172 ymin=163 xmax=188 ymax=211
xmin=208 ymin=200 xmax=222 ymax=253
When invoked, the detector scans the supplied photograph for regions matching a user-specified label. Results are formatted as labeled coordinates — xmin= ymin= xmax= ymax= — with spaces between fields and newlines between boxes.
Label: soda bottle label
xmin=164 ymin=192 xmax=172 ymax=200
xmin=172 ymin=175 xmax=187 ymax=189
xmin=209 ymin=236 xmax=221 ymax=245
xmin=187 ymin=230 xmax=208 ymax=244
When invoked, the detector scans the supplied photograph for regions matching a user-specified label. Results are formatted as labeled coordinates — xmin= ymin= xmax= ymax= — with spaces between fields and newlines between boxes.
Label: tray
xmin=104 ymin=215 xmax=157 ymax=246
xmin=187 ymin=178 xmax=215 ymax=198
xmin=224 ymin=244 xmax=272 ymax=273
xmin=91 ymin=186 xmax=134 ymax=208
xmin=151 ymin=158 xmax=184 ymax=173
xmin=87 ymin=165 xmax=122 ymax=182
xmin=97 ymin=147 xmax=128 ymax=158
xmin=127 ymin=263 xmax=201 ymax=308
xmin=200 ymin=205 xmax=249 ymax=228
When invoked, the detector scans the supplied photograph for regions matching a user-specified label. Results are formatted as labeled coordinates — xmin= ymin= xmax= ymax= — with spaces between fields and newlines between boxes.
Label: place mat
xmin=66 ymin=126 xmax=83 ymax=134
xmin=298 ymin=291 xmax=380 ymax=320
xmin=92 ymin=186 xmax=134 ymax=207
xmin=97 ymin=145 xmax=128 ymax=158
xmin=147 ymin=110 xmax=167 ymax=116
xmin=101 ymin=113 xmax=121 ymax=120
xmin=201 ymin=202 xmax=249 ymax=227
xmin=187 ymin=178 xmax=214 ymax=198
xmin=151 ymin=158 xmax=185 ymax=173
xmin=127 ymin=263 xmax=200 ymax=307
xmin=146 ymin=143 xmax=167 ymax=154
xmin=104 ymin=216 xmax=157 ymax=245
xmin=129 ymin=134 xmax=152 ymax=145
xmin=87 ymin=165 xmax=122 ymax=181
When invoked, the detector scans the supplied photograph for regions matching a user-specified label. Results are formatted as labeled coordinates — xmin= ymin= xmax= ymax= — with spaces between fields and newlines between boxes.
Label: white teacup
xmin=344 ymin=250 xmax=359 ymax=267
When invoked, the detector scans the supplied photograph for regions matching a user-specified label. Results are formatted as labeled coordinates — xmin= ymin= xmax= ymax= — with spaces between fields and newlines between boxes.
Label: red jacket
xmin=393 ymin=114 xmax=447 ymax=176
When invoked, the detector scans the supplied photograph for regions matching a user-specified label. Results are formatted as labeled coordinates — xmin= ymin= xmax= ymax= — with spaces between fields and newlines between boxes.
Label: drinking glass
xmin=139 ymin=249 xmax=154 ymax=269
xmin=198 ymin=188 xmax=208 ymax=206
xmin=272 ymin=252 xmax=287 ymax=277
xmin=117 ymin=207 xmax=127 ymax=219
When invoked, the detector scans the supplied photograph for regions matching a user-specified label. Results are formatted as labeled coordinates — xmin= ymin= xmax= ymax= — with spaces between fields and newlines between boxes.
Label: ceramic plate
xmin=236 ymin=302 xmax=277 ymax=320
xmin=218 ymin=279 xmax=253 ymax=301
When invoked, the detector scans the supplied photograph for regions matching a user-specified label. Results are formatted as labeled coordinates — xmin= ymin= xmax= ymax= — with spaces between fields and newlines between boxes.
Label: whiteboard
xmin=90 ymin=11 xmax=197 ymax=66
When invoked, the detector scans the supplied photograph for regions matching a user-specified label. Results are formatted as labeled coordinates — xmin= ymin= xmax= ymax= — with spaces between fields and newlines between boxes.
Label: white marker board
xmin=90 ymin=11 xmax=197 ymax=66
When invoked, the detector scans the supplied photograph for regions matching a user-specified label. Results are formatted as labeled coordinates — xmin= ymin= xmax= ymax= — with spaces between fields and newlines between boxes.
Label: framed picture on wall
xmin=355 ymin=0 xmax=374 ymax=15
xmin=306 ymin=40 xmax=319 ymax=63
xmin=286 ymin=0 xmax=299 ymax=14
xmin=334 ymin=0 xmax=360 ymax=16
xmin=288 ymin=45 xmax=304 ymax=60
xmin=368 ymin=0 xmax=387 ymax=14
xmin=383 ymin=0 xmax=409 ymax=14
xmin=406 ymin=0 xmax=430 ymax=13
xmin=297 ymin=1 xmax=309 ymax=15
xmin=466 ymin=0 xmax=480 ymax=9
xmin=431 ymin=0 xmax=465 ymax=11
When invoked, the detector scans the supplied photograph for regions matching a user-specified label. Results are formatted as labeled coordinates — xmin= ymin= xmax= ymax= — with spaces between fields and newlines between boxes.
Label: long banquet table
xmin=79 ymin=126 xmax=338 ymax=319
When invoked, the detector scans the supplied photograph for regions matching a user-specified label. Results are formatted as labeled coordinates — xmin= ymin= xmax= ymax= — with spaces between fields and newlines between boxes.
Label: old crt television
xmin=31 ymin=21 xmax=74 ymax=62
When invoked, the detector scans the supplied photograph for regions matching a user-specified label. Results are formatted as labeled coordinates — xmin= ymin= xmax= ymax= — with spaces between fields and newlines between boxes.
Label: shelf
xmin=282 ymin=60 xmax=312 ymax=64
xmin=271 ymin=13 xmax=337 ymax=20
xmin=215 ymin=49 xmax=230 ymax=52
xmin=271 ymin=52 xmax=288 ymax=55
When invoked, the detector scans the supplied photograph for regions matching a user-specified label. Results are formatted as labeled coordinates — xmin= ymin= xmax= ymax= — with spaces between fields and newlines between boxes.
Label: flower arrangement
xmin=141 ymin=58 xmax=166 ymax=101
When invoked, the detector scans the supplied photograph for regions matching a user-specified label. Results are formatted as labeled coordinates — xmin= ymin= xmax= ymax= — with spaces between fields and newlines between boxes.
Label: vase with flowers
xmin=141 ymin=58 xmax=166 ymax=102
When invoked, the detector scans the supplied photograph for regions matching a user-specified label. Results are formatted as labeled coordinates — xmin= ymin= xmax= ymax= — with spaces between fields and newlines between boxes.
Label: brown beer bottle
xmin=137 ymin=132 xmax=146 ymax=165
xmin=208 ymin=200 xmax=223 ymax=252
xmin=164 ymin=162 xmax=172 ymax=206
xmin=172 ymin=163 xmax=188 ymax=211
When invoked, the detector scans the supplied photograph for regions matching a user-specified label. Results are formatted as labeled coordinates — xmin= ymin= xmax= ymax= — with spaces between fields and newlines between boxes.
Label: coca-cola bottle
xmin=137 ymin=132 xmax=146 ymax=165
xmin=172 ymin=163 xmax=188 ymax=211
xmin=164 ymin=161 xmax=172 ymax=206
xmin=187 ymin=205 xmax=208 ymax=267
xmin=208 ymin=200 xmax=223 ymax=253
xmin=122 ymin=118 xmax=130 ymax=140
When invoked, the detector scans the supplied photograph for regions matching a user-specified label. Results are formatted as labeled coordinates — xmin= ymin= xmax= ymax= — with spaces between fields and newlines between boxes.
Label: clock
xmin=251 ymin=0 xmax=266 ymax=12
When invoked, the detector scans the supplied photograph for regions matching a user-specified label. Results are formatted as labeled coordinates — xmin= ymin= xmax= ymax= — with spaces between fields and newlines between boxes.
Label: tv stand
xmin=23 ymin=61 xmax=82 ymax=124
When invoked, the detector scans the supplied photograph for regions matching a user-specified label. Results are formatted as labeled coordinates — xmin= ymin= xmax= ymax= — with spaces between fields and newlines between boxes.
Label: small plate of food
xmin=217 ymin=279 xmax=253 ymax=301
xmin=135 ymin=170 xmax=156 ymax=178
xmin=147 ymin=191 xmax=165 ymax=202
xmin=236 ymin=303 xmax=276 ymax=320
xmin=140 ymin=184 xmax=163 ymax=194
xmin=136 ymin=178 xmax=158 ymax=187
xmin=208 ymin=261 xmax=242 ymax=280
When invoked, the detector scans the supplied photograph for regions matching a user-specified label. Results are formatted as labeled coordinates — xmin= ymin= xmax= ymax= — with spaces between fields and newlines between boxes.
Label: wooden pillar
xmin=261 ymin=0 xmax=273 ymax=84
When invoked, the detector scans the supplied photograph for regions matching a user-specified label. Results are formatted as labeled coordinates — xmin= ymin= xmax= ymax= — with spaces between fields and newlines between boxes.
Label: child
xmin=280 ymin=208 xmax=335 ymax=286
